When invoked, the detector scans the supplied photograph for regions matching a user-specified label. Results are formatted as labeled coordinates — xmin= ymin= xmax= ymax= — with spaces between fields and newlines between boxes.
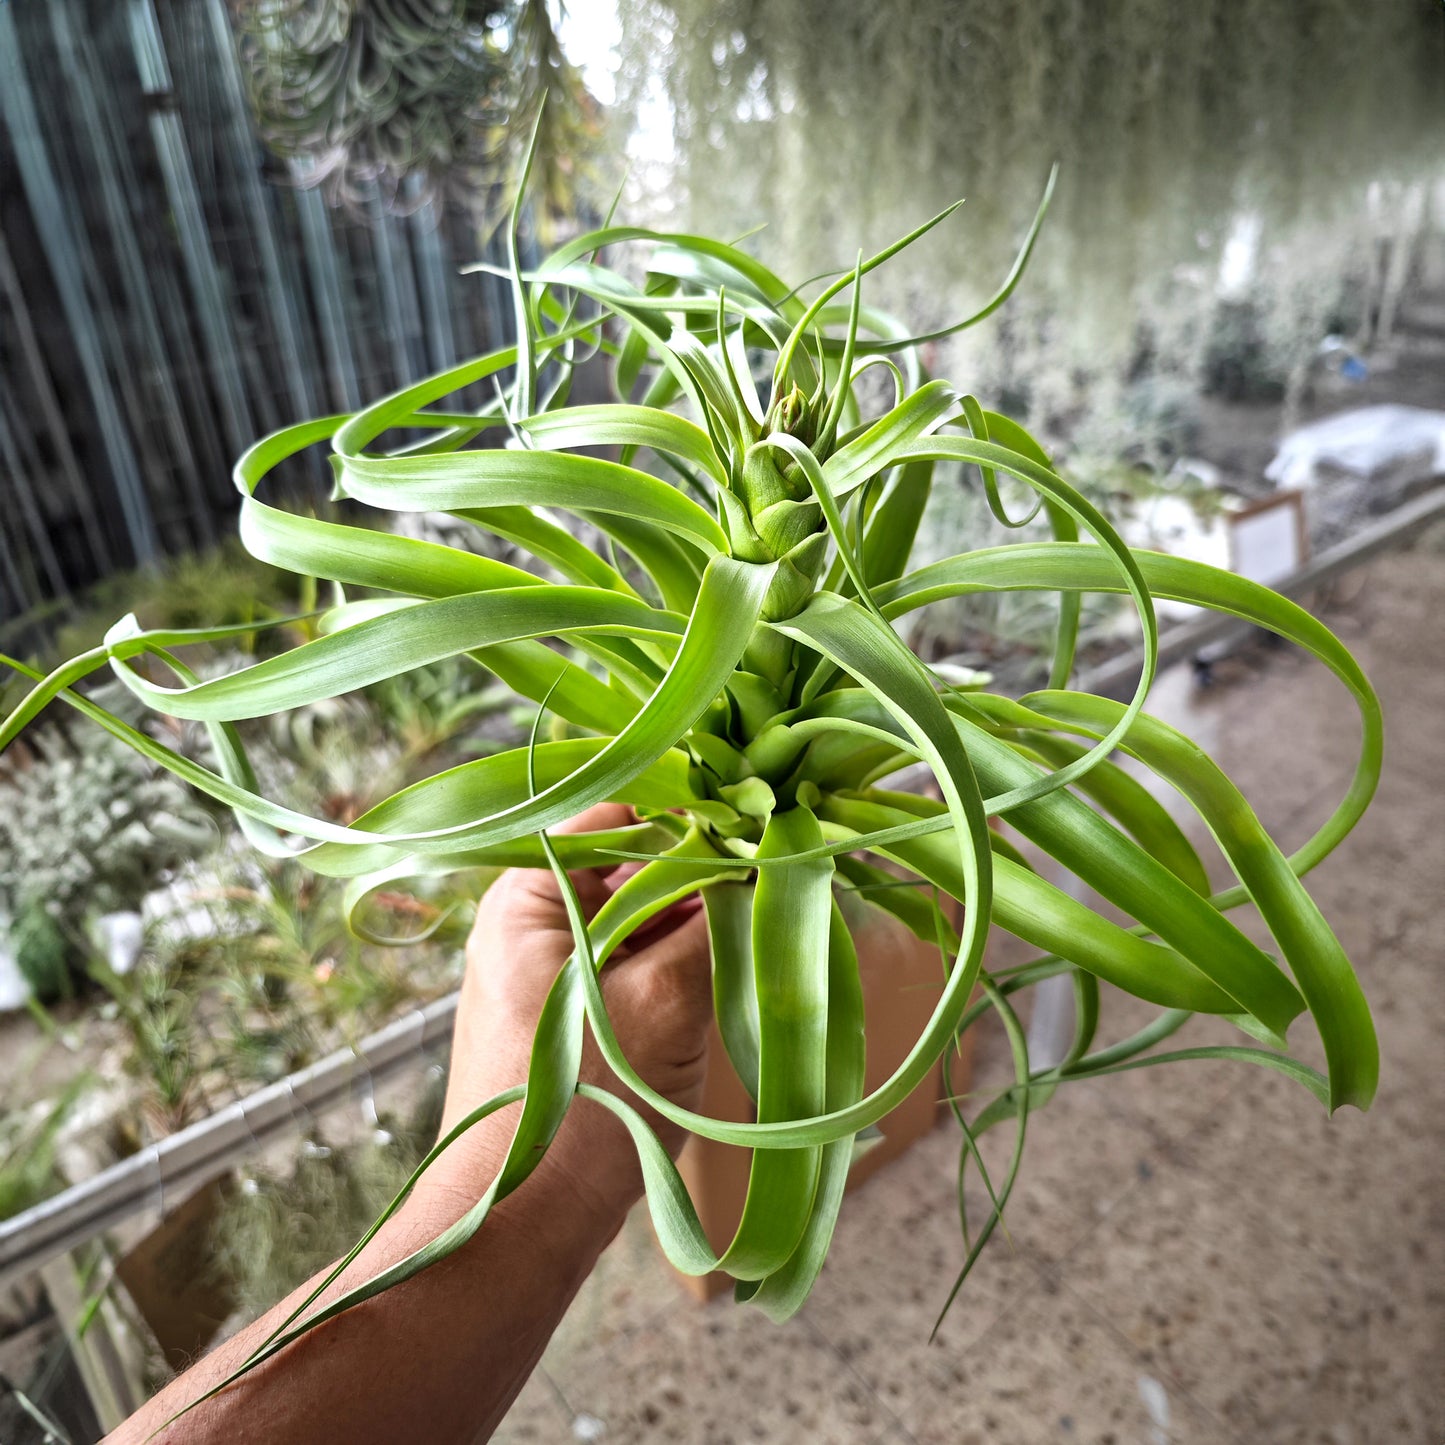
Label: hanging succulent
xmin=0 ymin=143 xmax=1381 ymax=1384
xmin=229 ymin=0 xmax=595 ymax=218
xmin=616 ymin=0 xmax=1444 ymax=464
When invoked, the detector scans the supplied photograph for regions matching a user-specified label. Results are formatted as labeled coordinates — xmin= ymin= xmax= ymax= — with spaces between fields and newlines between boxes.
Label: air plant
xmin=0 ymin=137 xmax=1380 ymax=1397
xmin=0 ymin=1076 xmax=88 ymax=1221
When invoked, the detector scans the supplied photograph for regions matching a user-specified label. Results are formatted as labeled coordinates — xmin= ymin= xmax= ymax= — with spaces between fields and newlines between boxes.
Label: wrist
xmin=407 ymin=1098 xmax=639 ymax=1261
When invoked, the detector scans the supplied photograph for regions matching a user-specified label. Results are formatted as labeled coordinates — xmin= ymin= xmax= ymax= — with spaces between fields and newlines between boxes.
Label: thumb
xmin=477 ymin=801 xmax=638 ymax=933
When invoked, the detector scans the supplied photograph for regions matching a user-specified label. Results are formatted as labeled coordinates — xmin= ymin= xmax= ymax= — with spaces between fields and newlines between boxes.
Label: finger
xmin=603 ymin=909 xmax=713 ymax=1049
xmin=554 ymin=802 xmax=636 ymax=836
xmin=602 ymin=858 xmax=646 ymax=890
xmin=495 ymin=802 xmax=639 ymax=918
xmin=612 ymin=892 xmax=703 ymax=955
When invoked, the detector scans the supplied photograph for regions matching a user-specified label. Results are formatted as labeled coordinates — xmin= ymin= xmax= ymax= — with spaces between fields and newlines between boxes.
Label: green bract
xmin=0 ymin=164 xmax=1380 ymax=1380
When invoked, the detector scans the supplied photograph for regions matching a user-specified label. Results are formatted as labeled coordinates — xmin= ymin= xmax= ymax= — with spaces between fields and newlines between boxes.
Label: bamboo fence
xmin=0 ymin=0 xmax=521 ymax=622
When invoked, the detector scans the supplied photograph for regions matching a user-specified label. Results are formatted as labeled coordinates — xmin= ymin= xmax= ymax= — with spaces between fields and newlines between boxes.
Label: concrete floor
xmin=497 ymin=549 xmax=1445 ymax=1445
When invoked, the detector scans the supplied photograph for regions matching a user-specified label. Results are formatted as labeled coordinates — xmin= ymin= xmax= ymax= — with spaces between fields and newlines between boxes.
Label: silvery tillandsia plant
xmin=1 ymin=124 xmax=1381 ymax=1390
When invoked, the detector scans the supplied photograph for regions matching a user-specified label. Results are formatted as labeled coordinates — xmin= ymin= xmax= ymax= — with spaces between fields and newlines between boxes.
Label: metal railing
xmin=0 ymin=994 xmax=458 ymax=1290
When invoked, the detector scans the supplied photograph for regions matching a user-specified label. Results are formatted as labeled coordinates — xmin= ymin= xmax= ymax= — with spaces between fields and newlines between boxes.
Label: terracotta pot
xmin=667 ymin=890 xmax=970 ymax=1300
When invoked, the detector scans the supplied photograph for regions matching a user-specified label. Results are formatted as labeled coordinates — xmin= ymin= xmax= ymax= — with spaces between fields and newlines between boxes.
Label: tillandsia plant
xmin=0 ymin=136 xmax=1382 ymax=1385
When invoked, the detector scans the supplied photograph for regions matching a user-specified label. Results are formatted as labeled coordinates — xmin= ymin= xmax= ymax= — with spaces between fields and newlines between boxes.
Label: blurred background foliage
xmin=231 ymin=0 xmax=597 ymax=222
xmin=608 ymin=0 xmax=1444 ymax=651
xmin=616 ymin=0 xmax=1443 ymax=463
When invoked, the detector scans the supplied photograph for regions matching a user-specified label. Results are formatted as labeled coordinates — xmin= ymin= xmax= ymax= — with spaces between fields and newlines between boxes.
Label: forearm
xmin=106 ymin=850 xmax=708 ymax=1445
xmin=108 ymin=1101 xmax=631 ymax=1445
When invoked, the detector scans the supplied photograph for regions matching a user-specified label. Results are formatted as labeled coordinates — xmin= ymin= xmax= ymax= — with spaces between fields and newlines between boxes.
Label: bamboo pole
xmin=0 ymin=394 xmax=68 ymax=604
xmin=128 ymin=0 xmax=255 ymax=466
xmin=0 ymin=4 xmax=160 ymax=570
xmin=51 ymin=2 xmax=218 ymax=551
xmin=201 ymin=0 xmax=322 ymax=428
xmin=0 ymin=229 xmax=112 ymax=579
xmin=295 ymin=179 xmax=361 ymax=411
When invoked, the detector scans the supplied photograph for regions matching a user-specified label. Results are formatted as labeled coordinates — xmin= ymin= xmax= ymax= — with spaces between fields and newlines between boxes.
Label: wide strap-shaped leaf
xmin=821 ymin=380 xmax=959 ymax=499
xmin=779 ymin=685 xmax=1303 ymax=1038
xmin=339 ymin=449 xmax=729 ymax=555
xmin=1013 ymin=732 xmax=1211 ymax=897
xmin=302 ymin=740 xmax=696 ymax=878
xmin=18 ymin=560 xmax=770 ymax=865
xmin=235 ymin=408 xmax=641 ymax=601
xmin=338 ymin=822 xmax=679 ymax=940
xmin=704 ymin=882 xmax=762 ymax=1101
xmin=1011 ymin=690 xmax=1378 ymax=1112
xmin=876 ymin=688 xmax=1305 ymax=1037
xmin=860 ymin=459 xmax=934 ymax=588
xmin=756 ymin=592 xmax=995 ymax=1140
xmin=454 ymin=504 xmax=637 ymax=594
xmin=540 ymin=223 xmax=799 ymax=310
xmin=467 ymin=640 xmax=641 ymax=734
xmin=879 ymin=541 xmax=1383 ymax=889
xmin=268 ymin=526 xmax=656 ymax=713
xmin=1 ymin=613 xmax=304 ymax=750
xmin=714 ymin=805 xmax=832 ymax=1280
xmin=978 ymin=411 xmax=1081 ymax=688
xmin=240 ymin=497 xmax=541 ymax=597
xmin=301 ymin=556 xmax=778 ymax=862
xmin=837 ymin=437 xmax=1164 ymax=815
xmin=834 ymin=854 xmax=955 ymax=950
xmin=748 ymin=896 xmax=867 ymax=1320
xmin=234 ymin=413 xmax=656 ymax=683
xmin=573 ymin=842 xmax=878 ymax=1156
xmin=104 ymin=588 xmax=685 ymax=720
xmin=581 ymin=510 xmax=706 ymax=614
xmin=821 ymin=795 xmax=1235 ymax=1013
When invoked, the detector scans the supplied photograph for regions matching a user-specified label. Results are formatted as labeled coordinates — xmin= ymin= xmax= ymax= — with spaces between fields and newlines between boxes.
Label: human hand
xmin=108 ymin=810 xmax=712 ymax=1445
xmin=422 ymin=803 xmax=713 ymax=1239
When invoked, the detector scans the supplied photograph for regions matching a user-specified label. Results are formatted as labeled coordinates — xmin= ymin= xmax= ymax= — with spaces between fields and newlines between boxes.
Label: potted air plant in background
xmin=0 ymin=127 xmax=1381 ymax=1384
